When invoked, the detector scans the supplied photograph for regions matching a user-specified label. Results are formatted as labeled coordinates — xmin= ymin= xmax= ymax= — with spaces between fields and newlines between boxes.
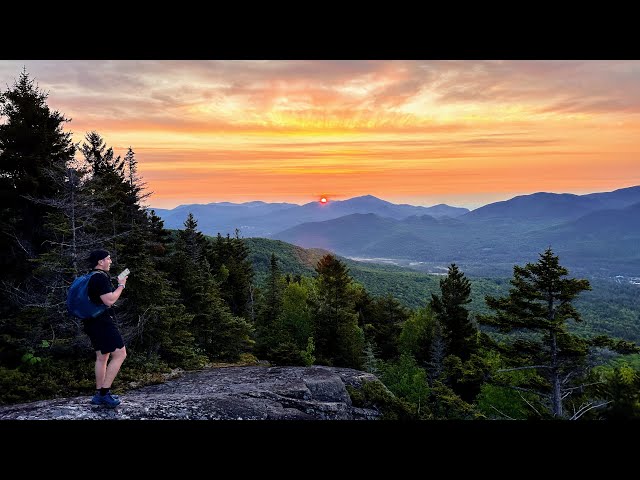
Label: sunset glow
xmin=1 ymin=60 xmax=639 ymax=210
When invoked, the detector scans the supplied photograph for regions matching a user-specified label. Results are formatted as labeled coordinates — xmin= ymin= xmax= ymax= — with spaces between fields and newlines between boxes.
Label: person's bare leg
xmin=102 ymin=346 xmax=127 ymax=388
xmin=95 ymin=351 xmax=110 ymax=389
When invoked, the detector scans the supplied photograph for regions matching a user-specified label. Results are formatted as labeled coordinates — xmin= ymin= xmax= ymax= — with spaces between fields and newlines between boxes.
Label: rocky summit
xmin=0 ymin=365 xmax=382 ymax=420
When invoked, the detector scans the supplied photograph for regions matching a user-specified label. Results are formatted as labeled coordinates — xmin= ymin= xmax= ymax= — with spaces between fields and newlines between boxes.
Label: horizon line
xmin=147 ymin=184 xmax=640 ymax=211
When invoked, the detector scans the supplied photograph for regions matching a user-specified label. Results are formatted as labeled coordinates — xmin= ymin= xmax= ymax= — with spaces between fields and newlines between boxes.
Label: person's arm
xmin=100 ymin=276 xmax=128 ymax=307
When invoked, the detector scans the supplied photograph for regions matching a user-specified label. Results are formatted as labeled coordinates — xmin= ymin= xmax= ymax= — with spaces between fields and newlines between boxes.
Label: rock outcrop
xmin=0 ymin=365 xmax=382 ymax=420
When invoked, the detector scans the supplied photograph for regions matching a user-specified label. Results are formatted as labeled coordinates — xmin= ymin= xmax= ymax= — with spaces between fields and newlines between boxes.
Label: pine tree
xmin=430 ymin=263 xmax=477 ymax=361
xmin=311 ymin=254 xmax=364 ymax=368
xmin=208 ymin=231 xmax=255 ymax=320
xmin=0 ymin=69 xmax=76 ymax=289
xmin=365 ymin=294 xmax=409 ymax=361
xmin=478 ymin=248 xmax=592 ymax=418
xmin=0 ymin=69 xmax=77 ymax=366
xmin=170 ymin=214 xmax=253 ymax=361
xmin=77 ymin=131 xmax=131 ymax=262
xmin=254 ymin=253 xmax=285 ymax=359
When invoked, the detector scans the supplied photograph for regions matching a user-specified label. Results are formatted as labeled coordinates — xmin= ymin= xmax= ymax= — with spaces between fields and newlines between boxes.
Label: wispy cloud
xmin=1 ymin=60 xmax=639 ymax=208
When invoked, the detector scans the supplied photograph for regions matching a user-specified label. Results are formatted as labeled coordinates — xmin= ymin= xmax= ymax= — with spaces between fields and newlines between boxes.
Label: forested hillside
xmin=245 ymin=238 xmax=640 ymax=343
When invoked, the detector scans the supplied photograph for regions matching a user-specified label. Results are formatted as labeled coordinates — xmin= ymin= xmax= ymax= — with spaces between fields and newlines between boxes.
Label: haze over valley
xmin=152 ymin=185 xmax=640 ymax=279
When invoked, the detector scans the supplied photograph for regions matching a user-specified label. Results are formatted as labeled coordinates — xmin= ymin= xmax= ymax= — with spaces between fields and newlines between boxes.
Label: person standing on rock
xmin=83 ymin=249 xmax=128 ymax=408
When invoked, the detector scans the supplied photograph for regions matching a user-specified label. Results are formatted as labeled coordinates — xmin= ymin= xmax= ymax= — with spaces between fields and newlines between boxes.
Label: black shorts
xmin=83 ymin=312 xmax=125 ymax=354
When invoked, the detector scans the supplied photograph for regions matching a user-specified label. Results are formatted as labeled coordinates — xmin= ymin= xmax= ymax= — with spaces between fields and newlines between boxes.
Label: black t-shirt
xmin=88 ymin=270 xmax=114 ymax=306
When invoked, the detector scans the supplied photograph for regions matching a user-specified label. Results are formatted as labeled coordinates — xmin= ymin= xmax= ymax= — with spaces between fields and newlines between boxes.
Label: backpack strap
xmin=90 ymin=269 xmax=111 ymax=280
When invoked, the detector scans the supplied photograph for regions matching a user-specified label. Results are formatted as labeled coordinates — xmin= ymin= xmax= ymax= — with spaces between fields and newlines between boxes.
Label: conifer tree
xmin=0 ymin=70 xmax=78 ymax=365
xmin=364 ymin=294 xmax=409 ymax=361
xmin=311 ymin=254 xmax=364 ymax=368
xmin=208 ymin=231 xmax=255 ymax=320
xmin=170 ymin=215 xmax=253 ymax=361
xmin=430 ymin=264 xmax=477 ymax=361
xmin=591 ymin=364 xmax=640 ymax=420
xmin=254 ymin=253 xmax=285 ymax=358
xmin=0 ymin=69 xmax=76 ymax=289
xmin=479 ymin=248 xmax=592 ymax=418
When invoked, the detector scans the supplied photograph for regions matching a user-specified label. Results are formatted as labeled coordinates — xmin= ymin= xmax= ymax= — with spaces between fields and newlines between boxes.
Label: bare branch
xmin=490 ymin=405 xmax=516 ymax=420
xmin=497 ymin=365 xmax=552 ymax=373
xmin=561 ymin=381 xmax=605 ymax=399
xmin=518 ymin=391 xmax=542 ymax=417
xmin=490 ymin=382 xmax=547 ymax=397
xmin=6 ymin=232 xmax=31 ymax=255
xmin=569 ymin=401 xmax=612 ymax=420
xmin=561 ymin=371 xmax=574 ymax=385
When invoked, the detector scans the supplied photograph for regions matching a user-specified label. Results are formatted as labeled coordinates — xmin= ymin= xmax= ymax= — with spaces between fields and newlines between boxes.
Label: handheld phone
xmin=117 ymin=268 xmax=130 ymax=280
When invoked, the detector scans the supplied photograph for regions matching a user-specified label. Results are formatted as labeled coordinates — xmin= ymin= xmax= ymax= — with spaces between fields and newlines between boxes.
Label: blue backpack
xmin=66 ymin=271 xmax=108 ymax=319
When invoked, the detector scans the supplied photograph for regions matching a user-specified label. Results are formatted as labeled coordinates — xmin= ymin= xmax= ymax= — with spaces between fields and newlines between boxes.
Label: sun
xmin=320 ymin=196 xmax=328 ymax=204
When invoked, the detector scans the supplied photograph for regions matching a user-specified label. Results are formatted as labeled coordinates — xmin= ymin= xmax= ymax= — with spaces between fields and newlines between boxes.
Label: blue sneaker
xmin=101 ymin=392 xmax=121 ymax=408
xmin=90 ymin=392 xmax=121 ymax=407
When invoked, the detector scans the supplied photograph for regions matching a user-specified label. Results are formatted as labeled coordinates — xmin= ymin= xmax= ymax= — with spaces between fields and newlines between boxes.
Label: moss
xmin=347 ymin=380 xmax=417 ymax=420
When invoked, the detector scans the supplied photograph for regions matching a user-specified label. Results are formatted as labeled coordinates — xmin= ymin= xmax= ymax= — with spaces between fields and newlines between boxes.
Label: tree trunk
xmin=551 ymin=331 xmax=562 ymax=417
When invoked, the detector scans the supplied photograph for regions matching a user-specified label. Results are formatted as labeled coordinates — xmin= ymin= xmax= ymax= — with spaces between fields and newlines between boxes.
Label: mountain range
xmin=152 ymin=194 xmax=468 ymax=238
xmin=151 ymin=186 xmax=640 ymax=277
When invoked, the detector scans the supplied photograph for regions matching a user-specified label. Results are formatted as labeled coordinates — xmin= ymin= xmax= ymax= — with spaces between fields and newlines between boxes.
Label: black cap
xmin=88 ymin=249 xmax=110 ymax=268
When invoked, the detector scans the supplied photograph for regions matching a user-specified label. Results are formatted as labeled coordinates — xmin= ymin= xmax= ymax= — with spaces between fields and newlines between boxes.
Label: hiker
xmin=83 ymin=249 xmax=128 ymax=407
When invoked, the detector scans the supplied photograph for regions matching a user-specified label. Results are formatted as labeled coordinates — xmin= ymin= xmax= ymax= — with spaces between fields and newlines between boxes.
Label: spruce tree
xmin=365 ymin=294 xmax=409 ymax=361
xmin=170 ymin=214 xmax=253 ymax=361
xmin=430 ymin=263 xmax=477 ymax=361
xmin=254 ymin=253 xmax=285 ymax=358
xmin=208 ymin=231 xmax=255 ymax=320
xmin=0 ymin=70 xmax=77 ymax=367
xmin=478 ymin=248 xmax=592 ymax=418
xmin=311 ymin=254 xmax=364 ymax=368
xmin=0 ymin=69 xmax=76 ymax=288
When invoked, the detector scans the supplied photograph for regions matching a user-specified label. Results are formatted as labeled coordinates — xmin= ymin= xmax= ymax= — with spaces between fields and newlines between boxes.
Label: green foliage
xmin=247 ymin=238 xmax=640 ymax=344
xmin=21 ymin=352 xmax=43 ymax=365
xmin=359 ymin=293 xmax=409 ymax=361
xmin=363 ymin=341 xmax=382 ymax=375
xmin=398 ymin=306 xmax=435 ymax=365
xmin=254 ymin=253 xmax=285 ymax=358
xmin=475 ymin=383 xmax=538 ymax=420
xmin=441 ymin=353 xmax=492 ymax=403
xmin=280 ymin=279 xmax=314 ymax=349
xmin=346 ymin=380 xmax=416 ymax=420
xmin=301 ymin=337 xmax=316 ymax=366
xmin=0 ymin=69 xmax=76 ymax=290
xmin=478 ymin=248 xmax=595 ymax=418
xmin=380 ymin=353 xmax=481 ymax=420
xmin=587 ymin=361 xmax=640 ymax=419
xmin=208 ymin=231 xmax=255 ymax=319
xmin=426 ymin=381 xmax=484 ymax=420
xmin=310 ymin=254 xmax=364 ymax=368
xmin=379 ymin=354 xmax=430 ymax=415
xmin=253 ymin=254 xmax=312 ymax=366
xmin=430 ymin=264 xmax=478 ymax=361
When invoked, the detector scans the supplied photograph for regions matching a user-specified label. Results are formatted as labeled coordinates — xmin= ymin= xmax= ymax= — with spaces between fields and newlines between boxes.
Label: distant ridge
xmin=150 ymin=194 xmax=469 ymax=238
xmin=150 ymin=186 xmax=640 ymax=276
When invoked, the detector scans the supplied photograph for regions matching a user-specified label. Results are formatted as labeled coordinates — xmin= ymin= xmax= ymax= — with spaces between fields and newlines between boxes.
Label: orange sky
xmin=1 ymin=60 xmax=639 ymax=209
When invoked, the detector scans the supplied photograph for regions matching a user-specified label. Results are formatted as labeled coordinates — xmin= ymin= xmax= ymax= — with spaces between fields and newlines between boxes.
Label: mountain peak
xmin=346 ymin=194 xmax=392 ymax=205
